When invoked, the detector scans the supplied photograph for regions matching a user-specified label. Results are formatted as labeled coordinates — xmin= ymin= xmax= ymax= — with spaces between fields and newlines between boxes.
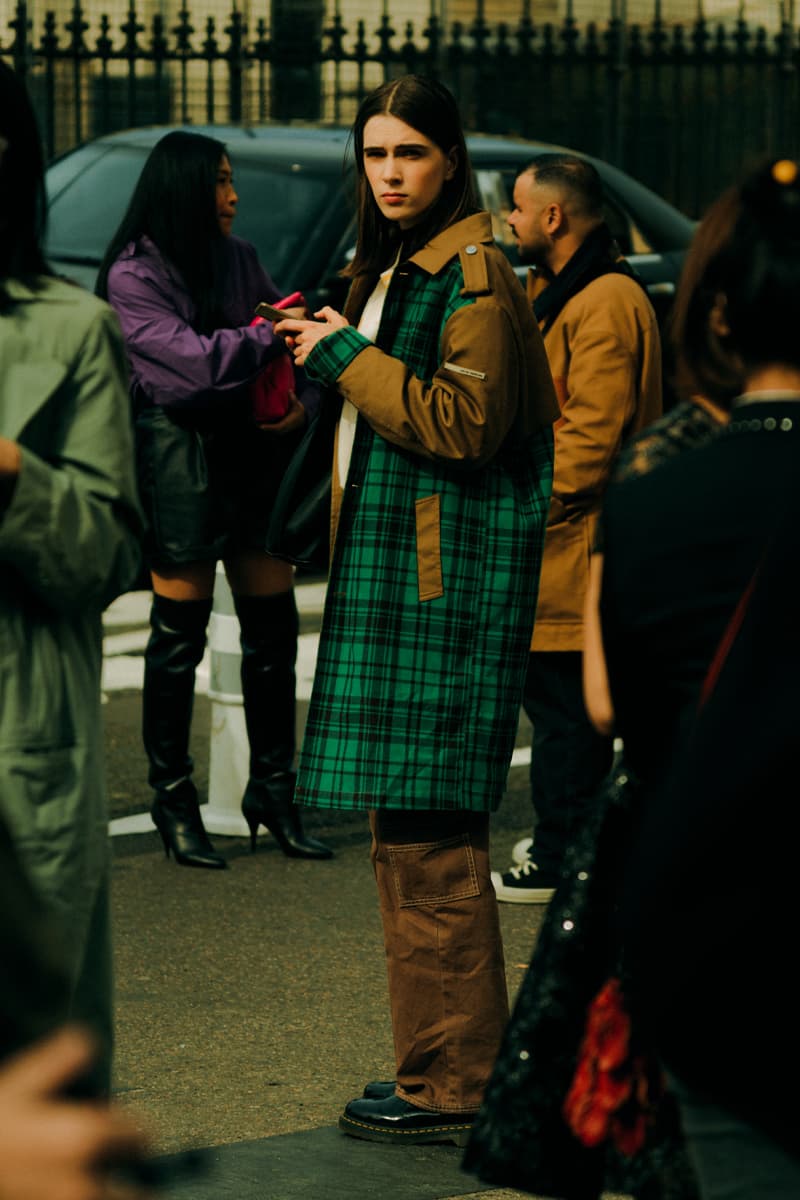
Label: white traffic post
xmin=200 ymin=563 xmax=251 ymax=836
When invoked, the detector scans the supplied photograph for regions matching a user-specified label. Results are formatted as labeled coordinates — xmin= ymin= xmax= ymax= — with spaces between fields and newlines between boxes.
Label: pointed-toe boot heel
xmin=151 ymin=784 xmax=228 ymax=870
xmin=241 ymin=777 xmax=333 ymax=860
xmin=242 ymin=803 xmax=260 ymax=854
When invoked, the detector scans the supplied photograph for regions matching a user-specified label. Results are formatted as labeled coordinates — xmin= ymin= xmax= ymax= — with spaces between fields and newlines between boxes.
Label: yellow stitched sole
xmin=338 ymin=1114 xmax=473 ymax=1147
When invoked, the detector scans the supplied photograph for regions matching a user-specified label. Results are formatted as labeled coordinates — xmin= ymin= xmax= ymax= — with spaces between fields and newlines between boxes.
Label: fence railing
xmin=2 ymin=0 xmax=799 ymax=215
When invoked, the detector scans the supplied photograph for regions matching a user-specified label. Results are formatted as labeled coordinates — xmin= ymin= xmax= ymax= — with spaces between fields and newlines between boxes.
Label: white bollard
xmin=201 ymin=564 xmax=251 ymax=837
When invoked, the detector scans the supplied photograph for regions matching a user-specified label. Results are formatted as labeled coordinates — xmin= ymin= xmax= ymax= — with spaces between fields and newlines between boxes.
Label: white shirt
xmin=336 ymin=255 xmax=399 ymax=489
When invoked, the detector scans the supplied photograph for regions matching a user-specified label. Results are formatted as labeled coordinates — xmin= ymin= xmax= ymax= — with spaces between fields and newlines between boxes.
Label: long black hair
xmin=96 ymin=130 xmax=230 ymax=334
xmin=670 ymin=157 xmax=800 ymax=405
xmin=346 ymin=74 xmax=479 ymax=276
xmin=0 ymin=61 xmax=51 ymax=308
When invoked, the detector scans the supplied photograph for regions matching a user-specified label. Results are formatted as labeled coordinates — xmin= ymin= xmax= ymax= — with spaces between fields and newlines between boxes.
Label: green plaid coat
xmin=295 ymin=213 xmax=557 ymax=812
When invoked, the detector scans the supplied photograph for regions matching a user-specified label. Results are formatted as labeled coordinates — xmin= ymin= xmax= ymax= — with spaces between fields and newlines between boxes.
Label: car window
xmin=46 ymin=146 xmax=150 ymax=261
xmin=45 ymin=142 xmax=114 ymax=205
xmin=602 ymin=192 xmax=653 ymax=256
xmin=231 ymin=160 xmax=354 ymax=295
xmin=474 ymin=169 xmax=517 ymax=252
xmin=601 ymin=194 xmax=632 ymax=256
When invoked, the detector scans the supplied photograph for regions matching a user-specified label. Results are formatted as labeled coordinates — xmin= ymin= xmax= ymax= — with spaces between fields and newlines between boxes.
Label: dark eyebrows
xmin=363 ymin=142 xmax=430 ymax=153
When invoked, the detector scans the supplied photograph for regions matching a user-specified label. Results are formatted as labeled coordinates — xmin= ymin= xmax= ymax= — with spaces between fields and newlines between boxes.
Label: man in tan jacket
xmin=492 ymin=153 xmax=662 ymax=903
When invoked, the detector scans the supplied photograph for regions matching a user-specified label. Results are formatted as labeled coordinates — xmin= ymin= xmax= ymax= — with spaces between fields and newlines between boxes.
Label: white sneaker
xmin=511 ymin=836 xmax=533 ymax=865
xmin=491 ymin=859 xmax=558 ymax=904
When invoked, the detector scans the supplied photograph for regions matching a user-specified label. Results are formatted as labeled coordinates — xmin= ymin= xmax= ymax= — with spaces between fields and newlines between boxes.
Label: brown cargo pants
xmin=369 ymin=809 xmax=509 ymax=1114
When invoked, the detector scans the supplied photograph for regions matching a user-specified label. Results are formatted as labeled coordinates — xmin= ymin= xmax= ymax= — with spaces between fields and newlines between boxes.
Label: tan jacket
xmin=529 ymin=267 xmax=662 ymax=651
xmin=323 ymin=212 xmax=558 ymax=543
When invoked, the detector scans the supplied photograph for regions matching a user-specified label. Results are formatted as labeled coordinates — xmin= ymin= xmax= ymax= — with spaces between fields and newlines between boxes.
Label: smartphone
xmin=255 ymin=301 xmax=293 ymax=323
xmin=255 ymin=291 xmax=306 ymax=323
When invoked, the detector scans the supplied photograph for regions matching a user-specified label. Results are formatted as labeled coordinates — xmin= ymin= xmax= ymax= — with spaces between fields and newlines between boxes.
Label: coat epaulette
xmin=458 ymin=241 xmax=492 ymax=297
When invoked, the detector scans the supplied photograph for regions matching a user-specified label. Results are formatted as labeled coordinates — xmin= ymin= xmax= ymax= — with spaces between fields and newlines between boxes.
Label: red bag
xmin=248 ymin=291 xmax=305 ymax=423
xmin=249 ymin=316 xmax=294 ymax=423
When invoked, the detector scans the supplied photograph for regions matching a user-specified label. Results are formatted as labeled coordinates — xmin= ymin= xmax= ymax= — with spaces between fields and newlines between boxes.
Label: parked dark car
xmin=45 ymin=122 xmax=693 ymax=323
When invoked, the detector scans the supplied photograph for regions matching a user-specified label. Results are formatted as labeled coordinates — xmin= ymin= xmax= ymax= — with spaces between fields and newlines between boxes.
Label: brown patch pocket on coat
xmin=415 ymin=494 xmax=444 ymax=602
xmin=389 ymin=834 xmax=480 ymax=907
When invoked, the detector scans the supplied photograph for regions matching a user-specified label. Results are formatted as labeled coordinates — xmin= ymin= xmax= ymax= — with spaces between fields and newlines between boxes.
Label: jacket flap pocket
xmin=415 ymin=494 xmax=444 ymax=603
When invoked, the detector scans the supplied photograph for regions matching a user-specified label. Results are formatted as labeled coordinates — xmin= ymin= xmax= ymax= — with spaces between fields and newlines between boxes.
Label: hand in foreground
xmin=256 ymin=391 xmax=307 ymax=436
xmin=0 ymin=1026 xmax=151 ymax=1200
xmin=0 ymin=436 xmax=22 ymax=479
xmin=274 ymin=307 xmax=349 ymax=368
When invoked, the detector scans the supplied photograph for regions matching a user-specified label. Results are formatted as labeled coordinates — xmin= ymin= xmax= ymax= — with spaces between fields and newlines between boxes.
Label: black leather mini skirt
xmin=134 ymin=404 xmax=301 ymax=566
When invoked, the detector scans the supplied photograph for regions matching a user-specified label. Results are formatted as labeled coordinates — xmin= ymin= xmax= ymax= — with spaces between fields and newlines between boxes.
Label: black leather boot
xmin=241 ymin=771 xmax=332 ymax=858
xmin=143 ymin=594 xmax=226 ymax=869
xmin=234 ymin=591 xmax=333 ymax=860
xmin=151 ymin=779 xmax=226 ymax=869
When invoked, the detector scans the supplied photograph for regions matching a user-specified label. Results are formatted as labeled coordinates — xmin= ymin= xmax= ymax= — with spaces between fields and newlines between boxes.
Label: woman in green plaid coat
xmin=280 ymin=75 xmax=558 ymax=1146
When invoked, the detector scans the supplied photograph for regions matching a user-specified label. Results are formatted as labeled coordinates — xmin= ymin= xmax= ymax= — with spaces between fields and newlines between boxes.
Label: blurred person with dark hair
xmin=493 ymin=153 xmax=662 ymax=904
xmin=0 ymin=59 xmax=143 ymax=1096
xmin=466 ymin=158 xmax=800 ymax=1199
xmin=589 ymin=156 xmax=800 ymax=1198
xmin=590 ymin=156 xmax=800 ymax=786
xmin=96 ymin=130 xmax=331 ymax=868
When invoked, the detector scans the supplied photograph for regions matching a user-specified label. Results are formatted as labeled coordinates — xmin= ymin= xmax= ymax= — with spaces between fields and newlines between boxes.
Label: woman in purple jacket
xmin=97 ymin=130 xmax=332 ymax=869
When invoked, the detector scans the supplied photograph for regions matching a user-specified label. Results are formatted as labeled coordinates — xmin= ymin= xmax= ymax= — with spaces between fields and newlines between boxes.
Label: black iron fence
xmin=3 ymin=0 xmax=799 ymax=215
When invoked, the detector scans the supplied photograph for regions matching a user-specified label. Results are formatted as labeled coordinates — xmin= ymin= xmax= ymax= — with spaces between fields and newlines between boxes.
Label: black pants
xmin=522 ymin=651 xmax=614 ymax=875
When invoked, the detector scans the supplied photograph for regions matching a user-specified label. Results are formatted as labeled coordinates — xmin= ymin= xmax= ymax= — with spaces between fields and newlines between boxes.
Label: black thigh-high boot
xmin=143 ymin=593 xmax=226 ymax=869
xmin=234 ymin=591 xmax=333 ymax=860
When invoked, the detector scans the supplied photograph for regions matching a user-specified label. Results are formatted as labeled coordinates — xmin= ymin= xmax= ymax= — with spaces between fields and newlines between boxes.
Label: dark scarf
xmin=533 ymin=223 xmax=646 ymax=335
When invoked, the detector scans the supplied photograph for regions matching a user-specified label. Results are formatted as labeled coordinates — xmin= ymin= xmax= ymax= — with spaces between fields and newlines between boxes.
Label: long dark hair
xmin=0 ymin=61 xmax=51 ymax=308
xmin=96 ymin=130 xmax=230 ymax=334
xmin=670 ymin=157 xmax=800 ymax=405
xmin=346 ymin=74 xmax=479 ymax=276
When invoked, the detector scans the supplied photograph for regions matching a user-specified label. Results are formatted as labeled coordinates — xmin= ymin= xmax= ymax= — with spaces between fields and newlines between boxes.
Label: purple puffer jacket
xmin=107 ymin=234 xmax=303 ymax=413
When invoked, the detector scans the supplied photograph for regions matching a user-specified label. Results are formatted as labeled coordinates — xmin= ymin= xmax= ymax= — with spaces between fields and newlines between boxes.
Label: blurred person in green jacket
xmin=0 ymin=810 xmax=152 ymax=1200
xmin=0 ymin=61 xmax=143 ymax=1094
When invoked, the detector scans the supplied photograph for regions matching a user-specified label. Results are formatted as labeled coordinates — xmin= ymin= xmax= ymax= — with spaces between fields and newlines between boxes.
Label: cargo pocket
xmin=414 ymin=494 xmax=444 ymax=602
xmin=388 ymin=834 xmax=480 ymax=907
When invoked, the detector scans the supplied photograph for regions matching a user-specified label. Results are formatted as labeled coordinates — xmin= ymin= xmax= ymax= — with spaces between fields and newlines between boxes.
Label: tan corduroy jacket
xmin=528 ymin=267 xmax=663 ymax=651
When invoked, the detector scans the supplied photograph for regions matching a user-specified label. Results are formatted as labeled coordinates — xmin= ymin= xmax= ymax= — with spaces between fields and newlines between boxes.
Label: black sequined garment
xmin=611 ymin=399 xmax=723 ymax=484
xmin=463 ymin=402 xmax=724 ymax=1200
xmin=462 ymin=767 xmax=700 ymax=1200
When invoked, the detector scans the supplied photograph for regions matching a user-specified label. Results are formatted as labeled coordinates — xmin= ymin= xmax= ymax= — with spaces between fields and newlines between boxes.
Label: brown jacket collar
xmin=408 ymin=212 xmax=494 ymax=275
xmin=345 ymin=212 xmax=495 ymax=321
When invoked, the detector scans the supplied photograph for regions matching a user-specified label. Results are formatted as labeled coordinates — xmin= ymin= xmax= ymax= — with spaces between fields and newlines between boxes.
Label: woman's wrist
xmin=304 ymin=325 xmax=371 ymax=384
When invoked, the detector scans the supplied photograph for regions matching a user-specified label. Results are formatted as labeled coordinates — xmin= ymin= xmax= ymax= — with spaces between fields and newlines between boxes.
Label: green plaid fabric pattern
xmin=296 ymin=258 xmax=554 ymax=813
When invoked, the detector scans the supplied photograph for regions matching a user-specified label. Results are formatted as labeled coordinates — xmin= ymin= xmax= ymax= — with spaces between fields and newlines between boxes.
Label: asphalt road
xmin=102 ymin=585 xmax=626 ymax=1200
